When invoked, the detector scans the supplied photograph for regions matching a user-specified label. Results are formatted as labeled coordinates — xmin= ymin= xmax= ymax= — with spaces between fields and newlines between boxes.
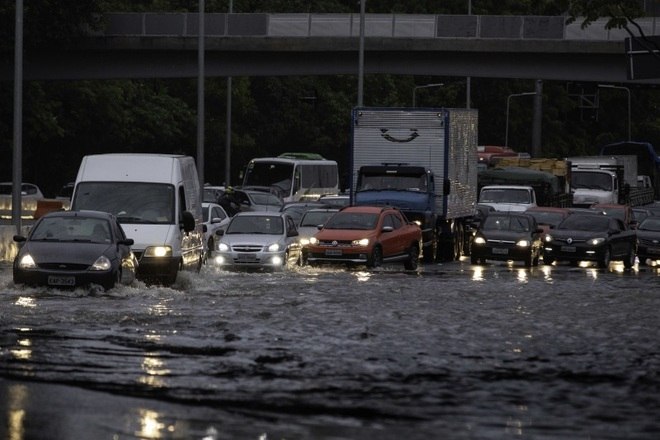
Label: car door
xmin=379 ymin=213 xmax=404 ymax=257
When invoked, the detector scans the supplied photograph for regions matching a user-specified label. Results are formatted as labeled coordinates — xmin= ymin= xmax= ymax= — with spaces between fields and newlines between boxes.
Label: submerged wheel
xmin=368 ymin=245 xmax=383 ymax=268
xmin=404 ymin=245 xmax=420 ymax=270
xmin=597 ymin=247 xmax=611 ymax=269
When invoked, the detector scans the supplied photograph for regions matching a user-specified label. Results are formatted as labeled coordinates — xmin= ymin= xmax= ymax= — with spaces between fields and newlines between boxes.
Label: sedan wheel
xmin=623 ymin=247 xmax=635 ymax=269
xmin=598 ymin=247 xmax=611 ymax=269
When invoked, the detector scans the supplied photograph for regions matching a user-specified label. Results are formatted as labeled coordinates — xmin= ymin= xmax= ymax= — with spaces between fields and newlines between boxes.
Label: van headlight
xmin=18 ymin=254 xmax=36 ymax=269
xmin=143 ymin=246 xmax=172 ymax=257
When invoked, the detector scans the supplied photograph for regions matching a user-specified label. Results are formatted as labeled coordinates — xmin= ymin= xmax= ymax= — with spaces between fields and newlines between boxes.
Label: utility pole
xmin=12 ymin=0 xmax=24 ymax=234
xmin=197 ymin=0 xmax=205 ymax=198
xmin=357 ymin=0 xmax=365 ymax=107
xmin=532 ymin=80 xmax=543 ymax=158
xmin=225 ymin=0 xmax=233 ymax=187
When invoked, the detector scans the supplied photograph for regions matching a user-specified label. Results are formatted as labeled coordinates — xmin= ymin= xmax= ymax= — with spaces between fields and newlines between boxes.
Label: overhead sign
xmin=626 ymin=36 xmax=660 ymax=80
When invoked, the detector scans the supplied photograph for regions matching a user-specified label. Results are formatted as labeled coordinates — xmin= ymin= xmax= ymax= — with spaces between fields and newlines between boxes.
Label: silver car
xmin=211 ymin=212 xmax=302 ymax=270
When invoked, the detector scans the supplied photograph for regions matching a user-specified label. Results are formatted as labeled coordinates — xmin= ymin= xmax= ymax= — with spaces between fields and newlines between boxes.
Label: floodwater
xmin=1 ymin=258 xmax=660 ymax=440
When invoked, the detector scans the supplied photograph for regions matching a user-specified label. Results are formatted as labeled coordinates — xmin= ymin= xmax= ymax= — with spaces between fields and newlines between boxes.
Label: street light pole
xmin=357 ymin=0 xmax=366 ymax=107
xmin=412 ymin=83 xmax=444 ymax=107
xmin=598 ymin=84 xmax=631 ymax=141
xmin=505 ymin=92 xmax=536 ymax=147
xmin=12 ymin=0 xmax=23 ymax=234
xmin=197 ymin=0 xmax=205 ymax=198
xmin=225 ymin=0 xmax=233 ymax=187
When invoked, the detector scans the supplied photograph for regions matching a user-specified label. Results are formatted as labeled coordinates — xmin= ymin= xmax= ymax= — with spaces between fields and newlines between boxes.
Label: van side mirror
xmin=181 ymin=211 xmax=195 ymax=232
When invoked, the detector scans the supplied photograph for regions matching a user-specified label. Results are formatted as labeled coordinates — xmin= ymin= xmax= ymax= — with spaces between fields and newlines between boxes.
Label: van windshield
xmin=72 ymin=182 xmax=175 ymax=224
xmin=243 ymin=162 xmax=294 ymax=197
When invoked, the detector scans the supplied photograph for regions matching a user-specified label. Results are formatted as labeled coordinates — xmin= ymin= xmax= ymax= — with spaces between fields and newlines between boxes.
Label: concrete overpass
xmin=2 ymin=13 xmax=658 ymax=84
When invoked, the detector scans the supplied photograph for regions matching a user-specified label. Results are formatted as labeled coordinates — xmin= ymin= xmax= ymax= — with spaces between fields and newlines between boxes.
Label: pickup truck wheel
xmin=368 ymin=245 xmax=383 ymax=268
xmin=404 ymin=245 xmax=419 ymax=270
xmin=597 ymin=247 xmax=611 ymax=269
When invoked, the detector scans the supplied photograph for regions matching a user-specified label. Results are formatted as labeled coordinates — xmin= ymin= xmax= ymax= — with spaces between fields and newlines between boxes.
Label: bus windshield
xmin=243 ymin=161 xmax=294 ymax=197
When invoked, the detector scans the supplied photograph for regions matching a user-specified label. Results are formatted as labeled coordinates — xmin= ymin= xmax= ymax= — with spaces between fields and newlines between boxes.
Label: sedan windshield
xmin=482 ymin=216 xmax=531 ymax=232
xmin=558 ymin=214 xmax=609 ymax=231
xmin=323 ymin=212 xmax=379 ymax=230
xmin=638 ymin=217 xmax=660 ymax=232
xmin=226 ymin=216 xmax=283 ymax=235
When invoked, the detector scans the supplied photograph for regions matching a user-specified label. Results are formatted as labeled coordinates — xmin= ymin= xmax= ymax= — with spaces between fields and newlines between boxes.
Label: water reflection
xmin=7 ymin=384 xmax=28 ymax=440
xmin=353 ymin=271 xmax=371 ymax=282
xmin=135 ymin=409 xmax=166 ymax=439
xmin=471 ymin=266 xmax=484 ymax=281
xmin=14 ymin=297 xmax=35 ymax=308
xmin=138 ymin=352 xmax=170 ymax=388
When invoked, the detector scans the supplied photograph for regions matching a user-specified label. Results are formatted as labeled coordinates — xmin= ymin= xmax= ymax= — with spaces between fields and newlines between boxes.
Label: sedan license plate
xmin=561 ymin=246 xmax=576 ymax=253
xmin=325 ymin=249 xmax=342 ymax=256
xmin=48 ymin=275 xmax=75 ymax=286
xmin=492 ymin=248 xmax=508 ymax=255
xmin=236 ymin=253 xmax=257 ymax=262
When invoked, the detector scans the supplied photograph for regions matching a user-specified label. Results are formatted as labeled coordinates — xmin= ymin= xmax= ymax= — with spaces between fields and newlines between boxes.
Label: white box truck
xmin=350 ymin=107 xmax=478 ymax=262
xmin=70 ymin=153 xmax=204 ymax=286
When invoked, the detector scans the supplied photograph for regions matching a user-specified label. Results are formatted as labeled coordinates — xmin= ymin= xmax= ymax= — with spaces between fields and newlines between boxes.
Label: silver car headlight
xmin=268 ymin=243 xmax=280 ymax=252
xmin=18 ymin=253 xmax=36 ymax=269
xmin=91 ymin=255 xmax=112 ymax=271
xmin=218 ymin=243 xmax=230 ymax=252
xmin=299 ymin=238 xmax=310 ymax=246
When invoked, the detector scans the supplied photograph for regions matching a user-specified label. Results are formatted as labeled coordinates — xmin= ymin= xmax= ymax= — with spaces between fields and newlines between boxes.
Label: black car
xmin=543 ymin=213 xmax=636 ymax=268
xmin=635 ymin=216 xmax=660 ymax=265
xmin=13 ymin=210 xmax=138 ymax=290
xmin=470 ymin=212 xmax=543 ymax=267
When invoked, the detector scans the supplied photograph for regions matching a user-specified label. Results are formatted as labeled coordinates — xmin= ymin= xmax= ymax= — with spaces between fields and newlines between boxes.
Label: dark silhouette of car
xmin=306 ymin=205 xmax=422 ymax=269
xmin=543 ymin=213 xmax=636 ymax=268
xmin=470 ymin=212 xmax=543 ymax=267
xmin=635 ymin=216 xmax=660 ymax=265
xmin=13 ymin=210 xmax=137 ymax=290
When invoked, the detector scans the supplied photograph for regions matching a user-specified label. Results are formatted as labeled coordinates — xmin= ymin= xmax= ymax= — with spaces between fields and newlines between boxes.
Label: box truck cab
xmin=70 ymin=154 xmax=204 ymax=286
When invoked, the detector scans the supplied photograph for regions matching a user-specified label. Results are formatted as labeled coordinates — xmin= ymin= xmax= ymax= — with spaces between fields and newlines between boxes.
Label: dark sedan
xmin=470 ymin=212 xmax=543 ymax=267
xmin=543 ymin=213 xmax=636 ymax=268
xmin=636 ymin=216 xmax=660 ymax=265
xmin=13 ymin=210 xmax=138 ymax=290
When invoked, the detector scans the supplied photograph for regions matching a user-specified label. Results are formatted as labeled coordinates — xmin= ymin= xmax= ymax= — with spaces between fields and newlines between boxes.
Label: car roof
xmin=44 ymin=209 xmax=115 ymax=220
xmin=339 ymin=205 xmax=396 ymax=214
xmin=234 ymin=211 xmax=287 ymax=217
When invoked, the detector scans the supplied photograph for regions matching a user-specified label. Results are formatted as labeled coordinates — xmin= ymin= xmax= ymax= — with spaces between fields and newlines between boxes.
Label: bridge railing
xmin=99 ymin=13 xmax=658 ymax=41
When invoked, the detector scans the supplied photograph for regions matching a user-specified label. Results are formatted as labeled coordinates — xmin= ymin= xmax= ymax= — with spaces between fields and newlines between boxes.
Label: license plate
xmin=325 ymin=249 xmax=342 ymax=256
xmin=236 ymin=253 xmax=257 ymax=261
xmin=492 ymin=248 xmax=508 ymax=255
xmin=561 ymin=246 xmax=576 ymax=253
xmin=48 ymin=275 xmax=75 ymax=286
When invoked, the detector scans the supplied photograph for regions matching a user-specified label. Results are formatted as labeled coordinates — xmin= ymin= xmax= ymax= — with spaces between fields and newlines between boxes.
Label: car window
xmin=31 ymin=216 xmax=111 ymax=243
xmin=559 ymin=215 xmax=609 ymax=231
xmin=211 ymin=207 xmax=226 ymax=220
xmin=639 ymin=217 xmax=660 ymax=231
xmin=227 ymin=215 xmax=283 ymax=235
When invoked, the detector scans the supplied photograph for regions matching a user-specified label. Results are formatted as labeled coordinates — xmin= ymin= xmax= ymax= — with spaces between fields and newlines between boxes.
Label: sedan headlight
xmin=588 ymin=237 xmax=606 ymax=246
xmin=473 ymin=236 xmax=486 ymax=245
xmin=516 ymin=239 xmax=530 ymax=247
xmin=544 ymin=234 xmax=553 ymax=242
xmin=268 ymin=243 xmax=280 ymax=252
xmin=91 ymin=255 xmax=112 ymax=271
xmin=299 ymin=238 xmax=310 ymax=246
xmin=143 ymin=246 xmax=172 ymax=258
xmin=351 ymin=238 xmax=369 ymax=247
xmin=217 ymin=243 xmax=230 ymax=252
xmin=18 ymin=254 xmax=36 ymax=269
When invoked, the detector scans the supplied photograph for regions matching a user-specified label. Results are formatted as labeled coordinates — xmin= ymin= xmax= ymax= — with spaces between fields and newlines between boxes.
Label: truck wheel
xmin=404 ymin=245 xmax=419 ymax=270
xmin=597 ymin=247 xmax=611 ymax=269
xmin=368 ymin=245 xmax=383 ymax=268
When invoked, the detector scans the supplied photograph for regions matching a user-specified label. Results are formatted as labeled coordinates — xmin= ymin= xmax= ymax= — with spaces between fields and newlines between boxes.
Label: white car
xmin=0 ymin=182 xmax=45 ymax=219
xmin=212 ymin=211 xmax=302 ymax=270
xmin=202 ymin=202 xmax=231 ymax=260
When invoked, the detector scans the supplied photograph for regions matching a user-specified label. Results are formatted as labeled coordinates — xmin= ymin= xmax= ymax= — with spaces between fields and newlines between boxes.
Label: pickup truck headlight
xmin=352 ymin=238 xmax=369 ymax=247
xmin=143 ymin=246 xmax=172 ymax=258
xmin=589 ymin=237 xmax=606 ymax=246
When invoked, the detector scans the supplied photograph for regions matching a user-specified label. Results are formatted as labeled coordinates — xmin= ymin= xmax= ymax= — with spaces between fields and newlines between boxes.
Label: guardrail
xmin=99 ymin=13 xmax=654 ymax=41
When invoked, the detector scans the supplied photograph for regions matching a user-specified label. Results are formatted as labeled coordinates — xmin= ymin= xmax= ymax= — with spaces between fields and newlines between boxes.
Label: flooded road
xmin=1 ymin=260 xmax=660 ymax=440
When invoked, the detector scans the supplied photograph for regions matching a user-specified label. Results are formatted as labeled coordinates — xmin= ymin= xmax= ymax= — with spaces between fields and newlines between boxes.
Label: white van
xmin=70 ymin=153 xmax=204 ymax=285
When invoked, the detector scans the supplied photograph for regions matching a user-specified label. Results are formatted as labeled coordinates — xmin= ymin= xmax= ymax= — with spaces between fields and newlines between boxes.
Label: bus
xmin=241 ymin=154 xmax=340 ymax=203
